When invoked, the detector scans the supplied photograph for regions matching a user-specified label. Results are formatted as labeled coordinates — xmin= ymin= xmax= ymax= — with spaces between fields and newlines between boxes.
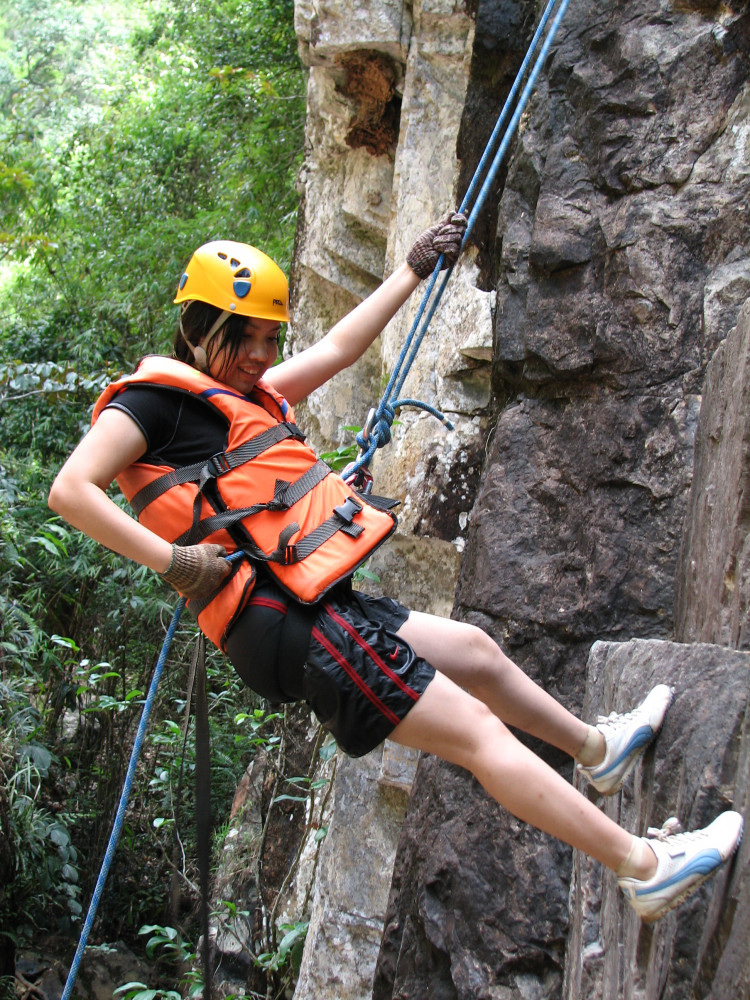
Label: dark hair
xmin=173 ymin=301 xmax=279 ymax=378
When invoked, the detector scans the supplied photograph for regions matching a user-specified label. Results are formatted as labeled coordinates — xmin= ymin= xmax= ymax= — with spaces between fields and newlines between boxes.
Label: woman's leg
xmin=397 ymin=611 xmax=601 ymax=762
xmin=389 ymin=671 xmax=654 ymax=877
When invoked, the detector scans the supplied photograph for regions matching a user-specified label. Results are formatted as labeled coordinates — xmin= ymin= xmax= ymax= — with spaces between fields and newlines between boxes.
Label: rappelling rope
xmin=342 ymin=0 xmax=572 ymax=483
xmin=59 ymin=553 xmax=243 ymax=1000
xmin=60 ymin=596 xmax=187 ymax=1000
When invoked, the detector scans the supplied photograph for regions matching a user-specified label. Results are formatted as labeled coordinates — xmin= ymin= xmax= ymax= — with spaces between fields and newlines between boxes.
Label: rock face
xmin=368 ymin=1 xmax=750 ymax=998
xmin=370 ymin=1 xmax=750 ymax=997
xmin=675 ymin=302 xmax=750 ymax=650
xmin=239 ymin=0 xmax=750 ymax=998
xmin=293 ymin=749 xmax=416 ymax=1000
xmin=564 ymin=639 xmax=750 ymax=1000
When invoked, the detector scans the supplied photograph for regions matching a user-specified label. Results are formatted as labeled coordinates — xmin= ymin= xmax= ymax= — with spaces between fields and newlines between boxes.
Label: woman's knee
xmin=461 ymin=623 xmax=512 ymax=691
xmin=447 ymin=695 xmax=507 ymax=768
xmin=392 ymin=675 xmax=504 ymax=766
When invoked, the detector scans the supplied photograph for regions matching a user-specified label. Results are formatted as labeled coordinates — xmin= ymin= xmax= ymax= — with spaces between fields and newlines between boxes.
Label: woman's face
xmin=206 ymin=317 xmax=281 ymax=393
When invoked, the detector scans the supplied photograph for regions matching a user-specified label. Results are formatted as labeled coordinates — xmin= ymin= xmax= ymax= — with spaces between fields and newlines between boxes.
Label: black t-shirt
xmin=106 ymin=385 xmax=228 ymax=466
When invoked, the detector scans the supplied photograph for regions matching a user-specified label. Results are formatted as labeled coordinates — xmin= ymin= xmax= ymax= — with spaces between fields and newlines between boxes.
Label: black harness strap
xmin=174 ymin=633 xmax=213 ymax=999
xmin=130 ymin=422 xmax=305 ymax=515
xmin=175 ymin=461 xmax=334 ymax=546
xmin=277 ymin=600 xmax=319 ymax=700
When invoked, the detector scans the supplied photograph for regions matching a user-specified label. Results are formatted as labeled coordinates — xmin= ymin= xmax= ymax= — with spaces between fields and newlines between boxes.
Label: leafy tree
xmin=0 ymin=0 xmax=306 ymax=979
xmin=1 ymin=0 xmax=304 ymax=370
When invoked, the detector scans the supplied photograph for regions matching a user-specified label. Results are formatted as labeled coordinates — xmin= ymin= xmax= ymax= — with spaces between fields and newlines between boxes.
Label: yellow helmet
xmin=174 ymin=240 xmax=289 ymax=322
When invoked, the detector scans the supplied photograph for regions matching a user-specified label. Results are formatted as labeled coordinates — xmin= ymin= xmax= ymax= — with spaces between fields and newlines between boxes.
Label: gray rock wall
xmin=288 ymin=3 xmax=492 ymax=998
xmin=676 ymin=301 xmax=750 ymax=650
xmin=371 ymin=0 xmax=750 ymax=998
xmin=564 ymin=639 xmax=750 ymax=1000
xmin=217 ymin=1 xmax=750 ymax=999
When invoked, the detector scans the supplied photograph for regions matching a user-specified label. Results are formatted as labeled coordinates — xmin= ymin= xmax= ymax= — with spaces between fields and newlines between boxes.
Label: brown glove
xmin=406 ymin=212 xmax=467 ymax=279
xmin=161 ymin=543 xmax=231 ymax=600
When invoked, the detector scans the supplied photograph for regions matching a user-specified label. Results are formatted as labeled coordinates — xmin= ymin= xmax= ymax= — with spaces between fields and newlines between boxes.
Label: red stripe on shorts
xmin=311 ymin=625 xmax=402 ymax=727
xmin=248 ymin=596 xmax=288 ymax=614
xmin=322 ymin=603 xmax=420 ymax=703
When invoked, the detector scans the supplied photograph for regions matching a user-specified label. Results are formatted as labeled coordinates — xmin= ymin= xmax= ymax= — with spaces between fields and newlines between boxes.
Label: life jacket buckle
xmin=209 ymin=452 xmax=231 ymax=475
xmin=334 ymin=496 xmax=363 ymax=524
xmin=200 ymin=452 xmax=231 ymax=488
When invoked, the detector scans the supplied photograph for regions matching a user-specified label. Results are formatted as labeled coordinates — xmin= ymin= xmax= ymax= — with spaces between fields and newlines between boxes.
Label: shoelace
xmin=646 ymin=817 xmax=683 ymax=841
xmin=596 ymin=708 xmax=637 ymax=732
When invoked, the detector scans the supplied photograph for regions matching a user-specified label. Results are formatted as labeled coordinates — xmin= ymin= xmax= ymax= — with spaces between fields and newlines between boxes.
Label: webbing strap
xmin=185 ymin=494 xmax=366 ymax=609
xmin=60 ymin=598 xmax=187 ymax=1000
xmin=130 ymin=422 xmax=304 ymax=515
xmin=284 ymin=496 xmax=365 ymax=563
xmin=175 ymin=461 xmax=333 ymax=546
xmin=277 ymin=600 xmax=319 ymax=700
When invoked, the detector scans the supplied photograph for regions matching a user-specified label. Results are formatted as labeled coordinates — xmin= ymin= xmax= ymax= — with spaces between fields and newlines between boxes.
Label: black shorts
xmin=225 ymin=576 xmax=435 ymax=757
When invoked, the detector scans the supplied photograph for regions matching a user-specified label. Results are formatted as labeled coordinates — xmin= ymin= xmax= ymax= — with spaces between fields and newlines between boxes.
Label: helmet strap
xmin=179 ymin=307 xmax=232 ymax=372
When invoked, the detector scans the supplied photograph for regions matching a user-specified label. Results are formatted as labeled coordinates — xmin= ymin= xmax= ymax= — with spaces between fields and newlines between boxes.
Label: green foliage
xmin=319 ymin=429 xmax=361 ymax=473
xmin=114 ymin=985 xmax=183 ymax=1000
xmin=0 ymin=681 xmax=82 ymax=944
xmin=0 ymin=0 xmax=305 ymax=979
xmin=0 ymin=0 xmax=305 ymax=386
xmin=256 ymin=920 xmax=309 ymax=976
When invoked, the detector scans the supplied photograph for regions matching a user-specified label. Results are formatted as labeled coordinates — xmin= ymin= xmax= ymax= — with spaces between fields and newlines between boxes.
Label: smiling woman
xmin=172 ymin=241 xmax=288 ymax=388
xmin=210 ymin=318 xmax=283 ymax=394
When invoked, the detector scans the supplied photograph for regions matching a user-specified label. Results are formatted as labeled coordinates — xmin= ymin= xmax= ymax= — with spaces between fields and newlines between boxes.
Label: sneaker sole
xmin=639 ymin=825 xmax=744 ymax=924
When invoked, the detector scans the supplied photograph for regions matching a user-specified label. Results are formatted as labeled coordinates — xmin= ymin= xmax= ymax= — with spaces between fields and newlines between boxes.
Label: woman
xmin=49 ymin=216 xmax=742 ymax=924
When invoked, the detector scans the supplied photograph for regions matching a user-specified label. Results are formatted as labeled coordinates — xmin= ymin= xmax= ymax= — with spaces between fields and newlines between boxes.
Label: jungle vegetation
xmin=0 ymin=0 xmax=306 ymax=994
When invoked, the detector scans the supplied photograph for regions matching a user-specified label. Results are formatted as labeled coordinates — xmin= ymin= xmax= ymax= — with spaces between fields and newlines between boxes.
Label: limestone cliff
xmin=213 ymin=1 xmax=750 ymax=997
xmin=371 ymin=1 xmax=750 ymax=997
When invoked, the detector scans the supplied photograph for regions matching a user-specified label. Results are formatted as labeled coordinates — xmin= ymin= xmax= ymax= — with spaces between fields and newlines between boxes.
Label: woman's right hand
xmin=161 ymin=543 xmax=232 ymax=599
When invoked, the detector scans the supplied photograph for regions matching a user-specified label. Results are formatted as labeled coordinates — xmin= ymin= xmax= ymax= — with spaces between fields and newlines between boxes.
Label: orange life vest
xmin=92 ymin=356 xmax=398 ymax=649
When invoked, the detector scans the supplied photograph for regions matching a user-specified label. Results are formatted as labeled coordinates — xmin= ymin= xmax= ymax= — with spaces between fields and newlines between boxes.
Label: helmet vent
xmin=234 ymin=267 xmax=252 ymax=278
xmin=217 ymin=252 xmax=228 ymax=260
xmin=230 ymin=257 xmax=240 ymax=267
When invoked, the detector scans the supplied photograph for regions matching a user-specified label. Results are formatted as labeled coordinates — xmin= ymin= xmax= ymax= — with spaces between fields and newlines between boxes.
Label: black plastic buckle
xmin=334 ymin=496 xmax=363 ymax=524
xmin=199 ymin=452 xmax=231 ymax=488
xmin=209 ymin=452 xmax=231 ymax=475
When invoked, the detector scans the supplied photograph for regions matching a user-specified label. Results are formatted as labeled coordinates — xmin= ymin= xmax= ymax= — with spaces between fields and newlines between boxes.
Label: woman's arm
xmin=48 ymin=408 xmax=174 ymax=573
xmin=266 ymin=262 xmax=420 ymax=406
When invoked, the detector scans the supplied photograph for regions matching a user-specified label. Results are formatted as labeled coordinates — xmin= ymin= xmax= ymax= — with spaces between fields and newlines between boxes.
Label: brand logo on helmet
xmin=273 ymin=299 xmax=285 ymax=307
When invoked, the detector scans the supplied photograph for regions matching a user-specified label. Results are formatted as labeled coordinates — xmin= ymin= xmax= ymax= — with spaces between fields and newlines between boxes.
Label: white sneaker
xmin=618 ymin=811 xmax=744 ymax=923
xmin=578 ymin=684 xmax=674 ymax=796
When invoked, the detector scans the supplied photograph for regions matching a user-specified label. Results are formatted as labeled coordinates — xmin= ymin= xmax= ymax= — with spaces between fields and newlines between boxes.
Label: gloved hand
xmin=406 ymin=212 xmax=467 ymax=279
xmin=161 ymin=543 xmax=231 ymax=600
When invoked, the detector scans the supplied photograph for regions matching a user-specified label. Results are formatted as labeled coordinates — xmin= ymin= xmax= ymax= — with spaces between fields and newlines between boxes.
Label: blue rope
xmin=61 ymin=596 xmax=187 ymax=1000
xmin=342 ymin=0 xmax=571 ymax=481
xmin=60 ymin=552 xmax=245 ymax=998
